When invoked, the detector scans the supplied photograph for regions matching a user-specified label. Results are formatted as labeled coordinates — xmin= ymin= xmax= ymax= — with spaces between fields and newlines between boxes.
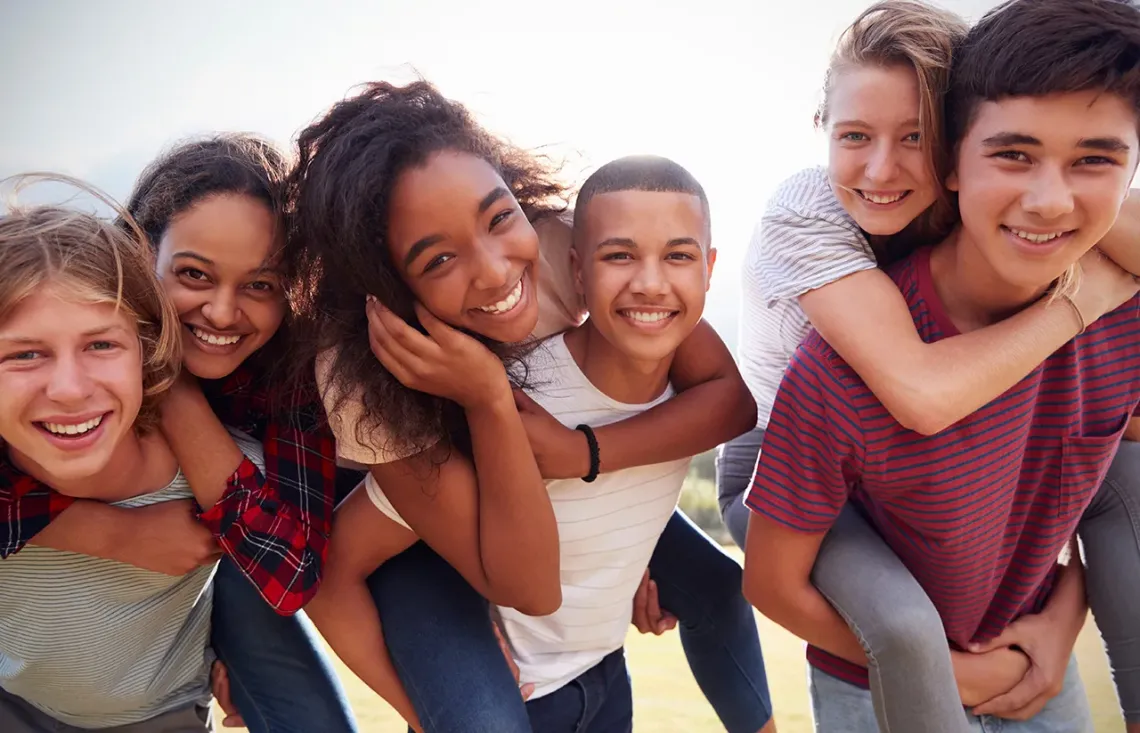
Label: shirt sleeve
xmin=745 ymin=336 xmax=865 ymax=532
xmin=754 ymin=200 xmax=877 ymax=306
xmin=0 ymin=472 xmax=76 ymax=558
xmin=197 ymin=385 xmax=338 ymax=615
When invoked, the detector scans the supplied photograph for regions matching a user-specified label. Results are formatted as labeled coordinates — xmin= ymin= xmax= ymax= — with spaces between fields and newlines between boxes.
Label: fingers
xmin=367 ymin=297 xmax=439 ymax=361
xmin=632 ymin=570 xmax=652 ymax=633
xmin=513 ymin=389 xmax=541 ymax=414
xmin=211 ymin=662 xmax=245 ymax=727
xmin=413 ymin=302 xmax=461 ymax=346
xmin=971 ymin=668 xmax=1049 ymax=718
xmin=968 ymin=628 xmax=1016 ymax=655
xmin=647 ymin=579 xmax=667 ymax=635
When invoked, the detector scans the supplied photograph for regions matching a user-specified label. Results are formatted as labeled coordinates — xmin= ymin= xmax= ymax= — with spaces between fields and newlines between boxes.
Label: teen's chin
xmin=181 ymin=340 xmax=246 ymax=380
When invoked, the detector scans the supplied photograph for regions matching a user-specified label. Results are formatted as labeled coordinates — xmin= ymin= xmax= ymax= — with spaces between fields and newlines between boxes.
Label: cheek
xmin=828 ymin=148 xmax=861 ymax=183
xmin=250 ymin=299 xmax=287 ymax=337
xmin=164 ymin=282 xmax=204 ymax=317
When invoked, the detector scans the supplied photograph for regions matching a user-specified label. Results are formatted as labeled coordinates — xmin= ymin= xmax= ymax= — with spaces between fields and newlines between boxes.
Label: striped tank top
xmin=0 ymin=430 xmax=263 ymax=728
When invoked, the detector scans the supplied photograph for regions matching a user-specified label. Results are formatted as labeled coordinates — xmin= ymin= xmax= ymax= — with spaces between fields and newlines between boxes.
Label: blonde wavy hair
xmin=0 ymin=174 xmax=182 ymax=431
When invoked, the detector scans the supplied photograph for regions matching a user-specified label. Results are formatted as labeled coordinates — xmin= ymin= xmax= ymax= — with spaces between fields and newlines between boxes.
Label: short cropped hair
xmin=573 ymin=155 xmax=710 ymax=245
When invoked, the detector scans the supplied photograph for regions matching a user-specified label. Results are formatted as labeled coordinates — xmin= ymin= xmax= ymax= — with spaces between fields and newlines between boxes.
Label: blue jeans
xmin=210 ymin=557 xmax=358 ymax=733
xmin=372 ymin=510 xmax=773 ymax=733
xmin=526 ymin=649 xmax=633 ymax=733
xmin=809 ymin=657 xmax=1093 ymax=733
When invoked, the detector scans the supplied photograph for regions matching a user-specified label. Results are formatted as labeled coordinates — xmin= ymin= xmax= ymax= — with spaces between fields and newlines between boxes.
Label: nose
xmin=630 ymin=259 xmax=669 ymax=298
xmin=1022 ymin=165 xmax=1074 ymax=221
xmin=472 ymin=237 xmax=512 ymax=292
xmin=866 ymin=141 xmax=900 ymax=183
xmin=200 ymin=290 xmax=240 ymax=330
xmin=44 ymin=353 xmax=96 ymax=405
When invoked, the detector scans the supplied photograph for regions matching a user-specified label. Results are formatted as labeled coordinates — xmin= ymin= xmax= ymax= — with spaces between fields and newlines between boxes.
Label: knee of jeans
xmin=859 ymin=600 xmax=946 ymax=665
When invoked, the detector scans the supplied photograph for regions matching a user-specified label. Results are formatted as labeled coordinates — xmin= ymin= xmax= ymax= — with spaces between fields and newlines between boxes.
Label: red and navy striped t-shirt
xmin=746 ymin=246 xmax=1140 ymax=688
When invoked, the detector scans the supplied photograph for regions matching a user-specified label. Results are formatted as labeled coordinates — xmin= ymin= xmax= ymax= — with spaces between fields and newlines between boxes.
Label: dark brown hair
xmin=123 ymin=133 xmax=293 ymax=385
xmin=947 ymin=0 xmax=1140 ymax=150
xmin=286 ymin=80 xmax=568 ymax=457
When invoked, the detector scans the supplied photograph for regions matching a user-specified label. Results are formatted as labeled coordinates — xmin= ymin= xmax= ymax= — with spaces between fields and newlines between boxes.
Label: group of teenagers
xmin=3 ymin=0 xmax=1140 ymax=731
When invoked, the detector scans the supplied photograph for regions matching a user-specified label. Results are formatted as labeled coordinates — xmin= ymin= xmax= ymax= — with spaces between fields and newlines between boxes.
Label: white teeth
xmin=43 ymin=415 xmax=103 ymax=436
xmin=1012 ymin=229 xmax=1065 ymax=244
xmin=478 ymin=279 xmax=524 ymax=314
xmin=622 ymin=310 xmax=674 ymax=323
xmin=861 ymin=191 xmax=906 ymax=205
xmin=192 ymin=327 xmax=242 ymax=346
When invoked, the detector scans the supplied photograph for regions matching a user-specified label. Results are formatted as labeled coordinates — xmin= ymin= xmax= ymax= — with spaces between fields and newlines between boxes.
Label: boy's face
xmin=0 ymin=285 xmax=143 ymax=486
xmin=574 ymin=190 xmax=714 ymax=365
xmin=950 ymin=90 xmax=1139 ymax=294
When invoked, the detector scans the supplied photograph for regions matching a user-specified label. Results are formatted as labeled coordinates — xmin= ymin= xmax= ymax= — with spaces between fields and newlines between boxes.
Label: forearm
xmin=306 ymin=579 xmax=422 ymax=731
xmin=592 ymin=374 xmax=756 ymax=472
xmin=29 ymin=500 xmax=129 ymax=560
xmin=467 ymin=395 xmax=561 ymax=615
xmin=1041 ymin=538 xmax=1088 ymax=638
xmin=874 ymin=297 xmax=1080 ymax=434
xmin=1125 ymin=417 xmax=1140 ymax=443
xmin=161 ymin=386 xmax=245 ymax=510
xmin=1099 ymin=190 xmax=1140 ymax=276
xmin=745 ymin=574 xmax=869 ymax=666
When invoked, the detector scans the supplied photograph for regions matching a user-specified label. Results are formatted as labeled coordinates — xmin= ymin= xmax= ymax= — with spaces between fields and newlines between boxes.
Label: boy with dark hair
xmin=744 ymin=0 xmax=1140 ymax=730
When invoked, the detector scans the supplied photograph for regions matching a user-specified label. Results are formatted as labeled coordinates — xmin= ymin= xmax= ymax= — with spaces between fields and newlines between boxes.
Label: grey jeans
xmin=718 ymin=428 xmax=1140 ymax=731
xmin=0 ymin=689 xmax=213 ymax=733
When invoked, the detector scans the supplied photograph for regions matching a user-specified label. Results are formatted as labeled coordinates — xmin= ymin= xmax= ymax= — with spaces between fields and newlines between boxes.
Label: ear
xmin=705 ymin=247 xmax=717 ymax=292
xmin=945 ymin=169 xmax=959 ymax=193
xmin=570 ymin=246 xmax=585 ymax=296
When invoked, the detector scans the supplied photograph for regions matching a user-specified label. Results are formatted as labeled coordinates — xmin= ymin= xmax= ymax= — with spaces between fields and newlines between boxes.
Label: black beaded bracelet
xmin=575 ymin=424 xmax=600 ymax=483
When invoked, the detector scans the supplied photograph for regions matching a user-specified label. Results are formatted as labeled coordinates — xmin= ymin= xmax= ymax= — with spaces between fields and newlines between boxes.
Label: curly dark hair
xmin=286 ymin=80 xmax=568 ymax=458
xmin=122 ymin=133 xmax=295 ymax=389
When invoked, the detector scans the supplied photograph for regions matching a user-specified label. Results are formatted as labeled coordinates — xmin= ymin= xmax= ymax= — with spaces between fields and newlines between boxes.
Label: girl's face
xmin=0 ymin=284 xmax=143 ymax=486
xmin=154 ymin=194 xmax=287 ymax=380
xmin=826 ymin=63 xmax=940 ymax=236
xmin=386 ymin=151 xmax=541 ymax=344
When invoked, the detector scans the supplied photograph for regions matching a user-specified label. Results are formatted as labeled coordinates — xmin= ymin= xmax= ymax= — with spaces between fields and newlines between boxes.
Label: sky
xmin=0 ymin=0 xmax=1000 ymax=350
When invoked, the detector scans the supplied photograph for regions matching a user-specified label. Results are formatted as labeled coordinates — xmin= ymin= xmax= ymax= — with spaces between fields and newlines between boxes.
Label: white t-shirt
xmin=739 ymin=166 xmax=877 ymax=428
xmin=357 ymin=334 xmax=691 ymax=699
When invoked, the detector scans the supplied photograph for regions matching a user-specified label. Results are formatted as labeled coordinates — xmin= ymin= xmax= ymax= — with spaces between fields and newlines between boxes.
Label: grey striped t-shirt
xmin=0 ymin=430 xmax=264 ymax=729
xmin=739 ymin=166 xmax=878 ymax=428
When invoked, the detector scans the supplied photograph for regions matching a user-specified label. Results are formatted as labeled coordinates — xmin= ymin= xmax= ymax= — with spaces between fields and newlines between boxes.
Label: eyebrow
xmin=172 ymin=250 xmax=280 ymax=276
xmin=982 ymin=132 xmax=1131 ymax=153
xmin=0 ymin=325 xmax=129 ymax=345
xmin=595 ymin=237 xmax=703 ymax=249
xmin=403 ymin=186 xmax=513 ymax=269
xmin=832 ymin=118 xmax=920 ymax=129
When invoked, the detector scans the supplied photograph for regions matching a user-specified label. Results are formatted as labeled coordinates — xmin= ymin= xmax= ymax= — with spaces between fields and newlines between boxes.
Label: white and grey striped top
xmin=361 ymin=334 xmax=690 ymax=699
xmin=739 ymin=166 xmax=877 ymax=428
xmin=0 ymin=430 xmax=263 ymax=729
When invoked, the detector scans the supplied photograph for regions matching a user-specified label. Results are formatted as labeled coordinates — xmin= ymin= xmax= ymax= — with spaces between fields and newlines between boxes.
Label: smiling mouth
xmin=618 ymin=308 xmax=680 ymax=327
xmin=475 ymin=277 xmax=524 ymax=316
xmin=36 ymin=413 xmax=107 ymax=438
xmin=187 ymin=325 xmax=246 ymax=347
xmin=1003 ymin=226 xmax=1074 ymax=245
xmin=857 ymin=190 xmax=911 ymax=206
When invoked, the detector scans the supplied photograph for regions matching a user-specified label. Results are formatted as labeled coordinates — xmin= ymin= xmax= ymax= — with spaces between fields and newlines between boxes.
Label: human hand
xmin=1068 ymin=247 xmax=1140 ymax=327
xmin=514 ymin=390 xmax=589 ymax=479
xmin=365 ymin=297 xmax=510 ymax=410
xmin=631 ymin=569 xmax=678 ymax=635
xmin=114 ymin=500 xmax=221 ymax=576
xmin=953 ymin=646 xmax=1031 ymax=708
xmin=967 ymin=611 xmax=1079 ymax=719
xmin=211 ymin=661 xmax=245 ymax=727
